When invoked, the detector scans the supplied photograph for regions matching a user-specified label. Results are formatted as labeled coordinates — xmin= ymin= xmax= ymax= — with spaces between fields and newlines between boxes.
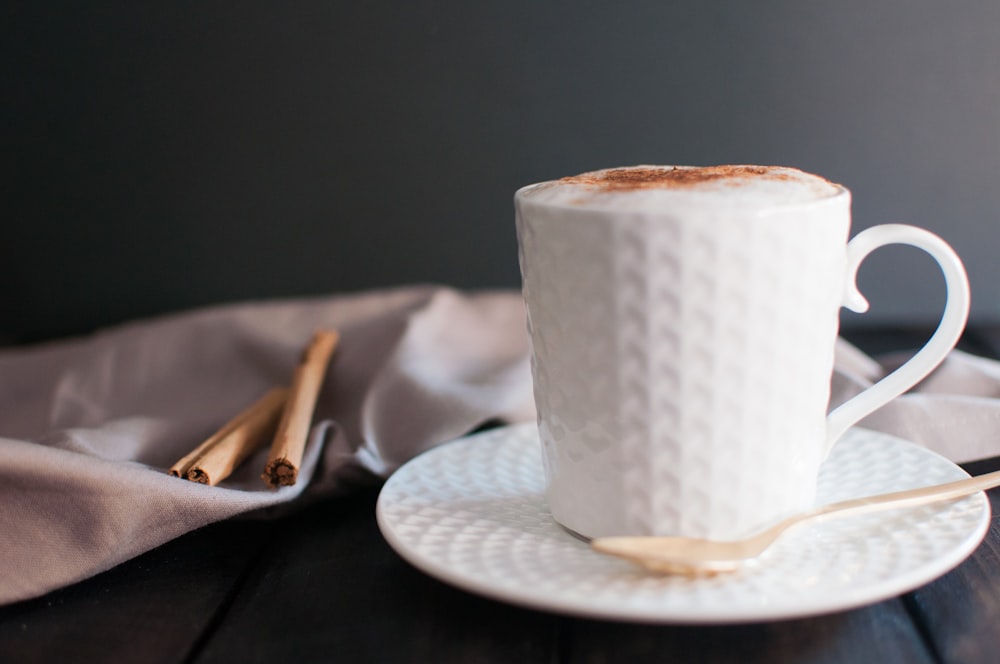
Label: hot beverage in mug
xmin=515 ymin=165 xmax=970 ymax=540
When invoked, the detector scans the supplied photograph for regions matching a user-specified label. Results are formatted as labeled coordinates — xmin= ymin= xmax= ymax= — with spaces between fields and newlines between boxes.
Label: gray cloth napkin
xmin=0 ymin=286 xmax=534 ymax=605
xmin=1 ymin=285 xmax=999 ymax=606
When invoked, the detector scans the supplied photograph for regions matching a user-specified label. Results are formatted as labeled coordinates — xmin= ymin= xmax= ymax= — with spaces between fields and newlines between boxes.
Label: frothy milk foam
xmin=518 ymin=165 xmax=843 ymax=211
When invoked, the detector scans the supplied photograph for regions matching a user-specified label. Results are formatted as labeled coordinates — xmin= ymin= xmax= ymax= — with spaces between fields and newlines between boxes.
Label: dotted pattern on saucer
xmin=375 ymin=423 xmax=990 ymax=623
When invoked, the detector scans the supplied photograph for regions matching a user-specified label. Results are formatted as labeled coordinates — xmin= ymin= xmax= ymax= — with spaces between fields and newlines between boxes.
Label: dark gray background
xmin=5 ymin=1 xmax=999 ymax=343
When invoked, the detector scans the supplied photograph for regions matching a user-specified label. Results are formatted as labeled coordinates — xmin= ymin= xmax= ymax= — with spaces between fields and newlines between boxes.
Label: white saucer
xmin=375 ymin=423 xmax=990 ymax=623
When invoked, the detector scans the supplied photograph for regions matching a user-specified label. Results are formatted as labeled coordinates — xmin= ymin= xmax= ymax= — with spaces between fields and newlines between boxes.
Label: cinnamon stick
xmin=263 ymin=330 xmax=340 ymax=488
xmin=169 ymin=387 xmax=289 ymax=485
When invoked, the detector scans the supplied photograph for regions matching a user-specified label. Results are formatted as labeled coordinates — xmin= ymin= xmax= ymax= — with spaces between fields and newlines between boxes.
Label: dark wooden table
xmin=2 ymin=328 xmax=1000 ymax=664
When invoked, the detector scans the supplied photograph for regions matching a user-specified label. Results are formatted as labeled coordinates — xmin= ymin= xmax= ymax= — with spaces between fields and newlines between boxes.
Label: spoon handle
xmin=812 ymin=467 xmax=1000 ymax=522
xmin=591 ymin=467 xmax=999 ymax=574
xmin=734 ymin=468 xmax=999 ymax=561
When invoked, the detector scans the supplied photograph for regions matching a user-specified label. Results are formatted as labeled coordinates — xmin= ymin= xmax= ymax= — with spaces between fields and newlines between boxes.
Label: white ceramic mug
xmin=514 ymin=165 xmax=970 ymax=540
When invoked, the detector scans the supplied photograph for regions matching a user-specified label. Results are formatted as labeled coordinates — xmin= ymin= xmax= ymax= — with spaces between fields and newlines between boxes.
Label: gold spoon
xmin=592 ymin=468 xmax=1000 ymax=575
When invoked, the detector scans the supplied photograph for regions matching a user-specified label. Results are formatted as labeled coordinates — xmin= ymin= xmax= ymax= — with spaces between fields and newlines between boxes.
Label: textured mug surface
xmin=514 ymin=165 xmax=969 ymax=540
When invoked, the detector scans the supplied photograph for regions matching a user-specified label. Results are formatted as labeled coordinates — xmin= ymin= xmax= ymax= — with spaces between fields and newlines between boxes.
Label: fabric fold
xmin=0 ymin=286 xmax=533 ymax=604
xmin=831 ymin=338 xmax=1000 ymax=462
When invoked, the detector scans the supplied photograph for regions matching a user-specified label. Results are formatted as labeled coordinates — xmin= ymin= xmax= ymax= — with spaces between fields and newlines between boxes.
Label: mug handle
xmin=824 ymin=224 xmax=970 ymax=456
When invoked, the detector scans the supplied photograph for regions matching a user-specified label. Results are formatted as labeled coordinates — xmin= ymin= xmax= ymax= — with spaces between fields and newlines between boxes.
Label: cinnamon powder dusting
xmin=560 ymin=165 xmax=804 ymax=191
